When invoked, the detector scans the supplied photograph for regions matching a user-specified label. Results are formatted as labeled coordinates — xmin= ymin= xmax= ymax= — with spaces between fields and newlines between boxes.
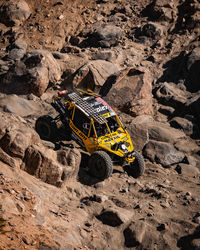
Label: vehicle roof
xmin=62 ymin=90 xmax=115 ymax=124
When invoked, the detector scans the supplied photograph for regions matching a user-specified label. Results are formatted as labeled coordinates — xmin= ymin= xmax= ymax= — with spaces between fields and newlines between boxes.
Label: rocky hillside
xmin=0 ymin=0 xmax=200 ymax=249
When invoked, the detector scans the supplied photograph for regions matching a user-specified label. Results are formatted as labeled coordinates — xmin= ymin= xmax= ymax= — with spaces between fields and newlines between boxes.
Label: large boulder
xmin=186 ymin=47 xmax=200 ymax=92
xmin=0 ymin=94 xmax=38 ymax=117
xmin=1 ymin=50 xmax=62 ymax=96
xmin=100 ymin=68 xmax=153 ymax=116
xmin=0 ymin=112 xmax=40 ymax=160
xmin=0 ymin=0 xmax=31 ymax=26
xmin=143 ymin=140 xmax=184 ymax=167
xmin=22 ymin=144 xmax=81 ymax=187
xmin=147 ymin=121 xmax=186 ymax=143
xmin=73 ymin=60 xmax=119 ymax=91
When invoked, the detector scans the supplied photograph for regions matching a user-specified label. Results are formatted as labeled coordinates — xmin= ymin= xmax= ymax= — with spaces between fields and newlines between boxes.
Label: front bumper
xmin=124 ymin=151 xmax=136 ymax=163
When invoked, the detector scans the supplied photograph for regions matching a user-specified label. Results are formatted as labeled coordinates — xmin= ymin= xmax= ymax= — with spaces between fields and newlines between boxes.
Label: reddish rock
xmin=22 ymin=144 xmax=81 ymax=187
xmin=101 ymin=68 xmax=153 ymax=116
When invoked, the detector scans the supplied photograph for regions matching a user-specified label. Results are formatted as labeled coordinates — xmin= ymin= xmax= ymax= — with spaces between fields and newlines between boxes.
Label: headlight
xmin=121 ymin=144 xmax=126 ymax=150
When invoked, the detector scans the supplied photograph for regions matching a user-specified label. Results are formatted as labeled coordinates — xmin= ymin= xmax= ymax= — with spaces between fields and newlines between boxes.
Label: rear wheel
xmin=88 ymin=151 xmax=113 ymax=180
xmin=35 ymin=115 xmax=57 ymax=141
xmin=128 ymin=151 xmax=145 ymax=178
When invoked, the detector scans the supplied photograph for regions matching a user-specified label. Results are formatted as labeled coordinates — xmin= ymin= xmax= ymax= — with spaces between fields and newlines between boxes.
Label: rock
xmin=170 ymin=117 xmax=194 ymax=136
xmin=0 ymin=196 xmax=19 ymax=215
xmin=0 ymin=94 xmax=37 ymax=117
xmin=134 ymin=22 xmax=165 ymax=40
xmin=142 ymin=0 xmax=177 ymax=22
xmin=92 ymin=50 xmax=115 ymax=62
xmin=186 ymin=47 xmax=200 ymax=92
xmin=175 ymin=164 xmax=199 ymax=177
xmin=0 ymin=148 xmax=16 ymax=168
xmin=8 ymin=48 xmax=25 ymax=61
xmin=1 ymin=50 xmax=62 ymax=96
xmin=127 ymin=122 xmax=149 ymax=151
xmin=191 ymin=239 xmax=200 ymax=250
xmin=0 ymin=0 xmax=31 ymax=26
xmin=155 ymin=82 xmax=189 ymax=108
xmin=147 ymin=121 xmax=186 ymax=144
xmin=88 ymin=24 xmax=122 ymax=48
xmin=174 ymin=138 xmax=199 ymax=154
xmin=96 ymin=207 xmax=134 ymax=227
xmin=22 ymin=144 xmax=81 ymax=186
xmin=12 ymin=38 xmax=27 ymax=51
xmin=73 ymin=60 xmax=119 ymax=91
xmin=143 ymin=140 xmax=184 ymax=167
xmin=123 ymin=220 xmax=147 ymax=247
xmin=101 ymin=68 xmax=153 ymax=116
xmin=0 ymin=124 xmax=40 ymax=159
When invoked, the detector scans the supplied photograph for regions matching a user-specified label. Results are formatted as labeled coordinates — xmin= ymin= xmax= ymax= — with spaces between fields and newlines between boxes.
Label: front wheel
xmin=88 ymin=151 xmax=113 ymax=180
xmin=35 ymin=115 xmax=57 ymax=141
xmin=127 ymin=151 xmax=145 ymax=178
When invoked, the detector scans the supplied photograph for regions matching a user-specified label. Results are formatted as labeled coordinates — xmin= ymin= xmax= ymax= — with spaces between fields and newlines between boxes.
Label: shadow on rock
xmin=177 ymin=226 xmax=200 ymax=250
xmin=78 ymin=152 xmax=102 ymax=186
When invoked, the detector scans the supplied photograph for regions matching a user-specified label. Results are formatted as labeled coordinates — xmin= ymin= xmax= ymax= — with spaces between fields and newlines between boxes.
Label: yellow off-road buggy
xmin=35 ymin=89 xmax=145 ymax=180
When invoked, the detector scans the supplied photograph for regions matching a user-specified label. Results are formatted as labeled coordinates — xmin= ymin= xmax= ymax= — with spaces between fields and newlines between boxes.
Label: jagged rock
xmin=144 ymin=140 xmax=184 ymax=167
xmin=175 ymin=164 xmax=199 ymax=177
xmin=12 ymin=38 xmax=27 ymax=51
xmin=142 ymin=0 xmax=178 ymax=22
xmin=1 ymin=50 xmax=62 ymax=96
xmin=0 ymin=148 xmax=16 ymax=168
xmin=0 ymin=94 xmax=37 ymax=117
xmin=22 ymin=144 xmax=81 ymax=186
xmin=87 ymin=24 xmax=122 ymax=48
xmin=0 ymin=196 xmax=19 ymax=216
xmin=73 ymin=60 xmax=119 ymax=91
xmin=0 ymin=124 xmax=40 ymax=159
xmin=186 ymin=47 xmax=200 ymax=92
xmin=170 ymin=117 xmax=193 ymax=136
xmin=174 ymin=138 xmax=199 ymax=154
xmin=123 ymin=220 xmax=147 ymax=247
xmin=96 ymin=207 xmax=134 ymax=227
xmin=101 ymin=68 xmax=153 ymax=116
xmin=0 ymin=0 xmax=31 ymax=26
xmin=155 ymin=82 xmax=190 ymax=108
xmin=147 ymin=121 xmax=186 ymax=143
xmin=134 ymin=22 xmax=166 ymax=40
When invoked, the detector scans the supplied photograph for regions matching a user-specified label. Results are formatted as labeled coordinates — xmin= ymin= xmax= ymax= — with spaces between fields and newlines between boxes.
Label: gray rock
xmin=147 ymin=121 xmax=185 ymax=144
xmin=136 ymin=22 xmax=166 ymax=40
xmin=8 ymin=48 xmax=25 ymax=60
xmin=175 ymin=164 xmax=199 ymax=176
xmin=93 ymin=25 xmax=122 ymax=48
xmin=0 ymin=0 xmax=31 ymax=26
xmin=144 ymin=140 xmax=184 ymax=167
xmin=170 ymin=117 xmax=194 ymax=136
